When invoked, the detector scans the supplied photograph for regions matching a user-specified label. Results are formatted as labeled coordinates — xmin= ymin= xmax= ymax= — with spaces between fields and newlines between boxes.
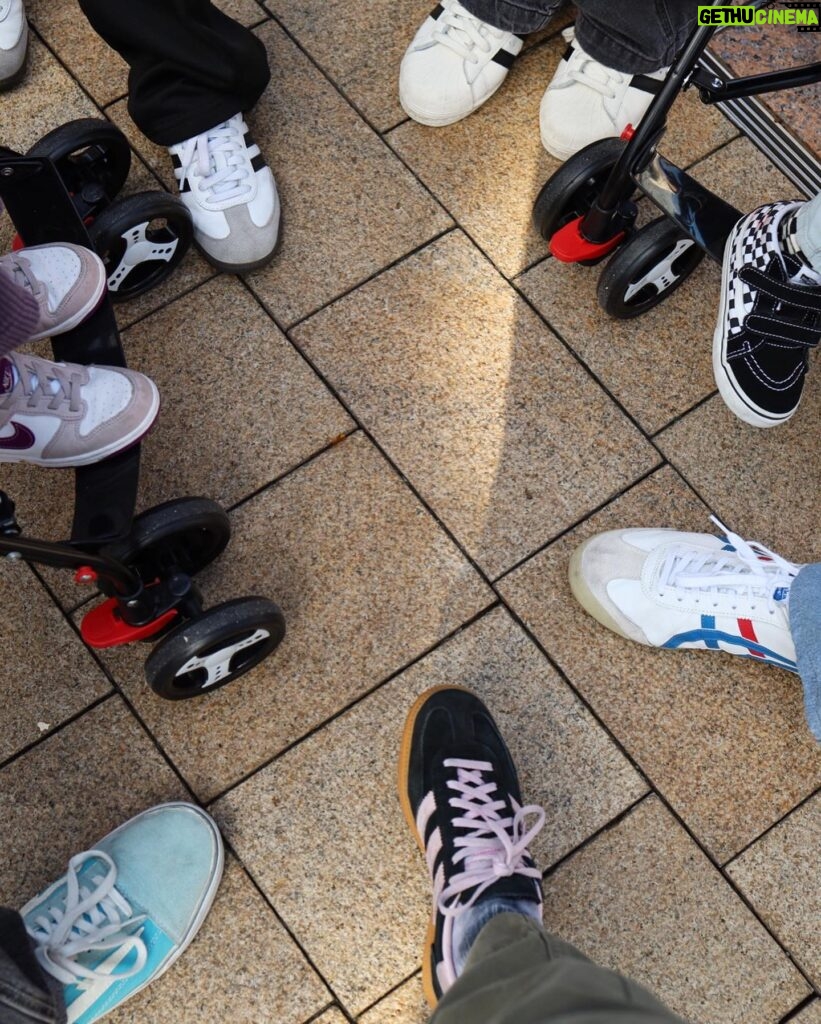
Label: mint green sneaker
xmin=21 ymin=803 xmax=223 ymax=1024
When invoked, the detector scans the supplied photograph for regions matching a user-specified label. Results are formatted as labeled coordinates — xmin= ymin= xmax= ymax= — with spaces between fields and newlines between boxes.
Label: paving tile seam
xmin=507 ymin=273 xmax=671 ymax=447
xmin=253 ymin=326 xmax=501 ymax=584
xmin=0 ymin=691 xmax=114 ymax=776
xmin=495 ymin=601 xmax=821 ymax=990
xmin=782 ymin=994 xmax=821 ymax=1022
xmin=491 ymin=461 xmax=670 ymax=585
xmin=202 ymin=600 xmax=501 ymax=806
xmin=301 ymin=1003 xmax=351 ymax=1024
xmin=274 ymin=224 xmax=457 ymax=332
xmin=538 ymin=791 xmax=654 ymax=882
xmin=354 ymin=967 xmax=422 ymax=1020
xmin=217 ymin=837 xmax=349 ymax=1015
xmin=257 ymin=6 xmax=410 ymax=140
xmin=649 ymin=388 xmax=720 ymax=439
xmin=721 ymin=780 xmax=821 ymax=871
xmin=226 ymin=428 xmax=363 ymax=515
xmin=23 ymin=23 xmax=112 ymax=126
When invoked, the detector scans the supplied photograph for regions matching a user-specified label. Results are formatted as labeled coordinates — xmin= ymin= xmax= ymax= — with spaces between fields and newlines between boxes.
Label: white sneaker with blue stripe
xmin=21 ymin=803 xmax=223 ymax=1024
xmin=569 ymin=518 xmax=800 ymax=671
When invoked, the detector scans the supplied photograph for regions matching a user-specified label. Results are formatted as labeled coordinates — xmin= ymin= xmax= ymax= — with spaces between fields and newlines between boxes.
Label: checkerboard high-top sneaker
xmin=399 ymin=686 xmax=544 ymax=1005
xmin=714 ymin=201 xmax=821 ymax=427
xmin=400 ymin=1 xmax=523 ymax=126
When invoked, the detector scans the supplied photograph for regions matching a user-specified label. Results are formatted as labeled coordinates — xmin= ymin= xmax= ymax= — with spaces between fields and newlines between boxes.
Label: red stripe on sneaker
xmin=738 ymin=618 xmax=764 ymax=658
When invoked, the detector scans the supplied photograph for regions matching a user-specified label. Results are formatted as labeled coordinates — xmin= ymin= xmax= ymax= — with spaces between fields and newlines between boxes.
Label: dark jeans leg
xmin=458 ymin=0 xmax=566 ymax=35
xmin=429 ymin=913 xmax=687 ymax=1024
xmin=574 ymin=0 xmax=700 ymax=73
xmin=78 ymin=0 xmax=270 ymax=146
xmin=0 ymin=908 xmax=65 ymax=1024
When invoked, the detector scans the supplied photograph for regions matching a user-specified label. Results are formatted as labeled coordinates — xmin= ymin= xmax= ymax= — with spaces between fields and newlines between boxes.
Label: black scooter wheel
xmin=532 ymin=138 xmax=629 ymax=242
xmin=27 ymin=118 xmax=131 ymax=207
xmin=89 ymin=191 xmax=193 ymax=301
xmin=145 ymin=597 xmax=286 ymax=699
xmin=103 ymin=497 xmax=231 ymax=584
xmin=597 ymin=216 xmax=704 ymax=319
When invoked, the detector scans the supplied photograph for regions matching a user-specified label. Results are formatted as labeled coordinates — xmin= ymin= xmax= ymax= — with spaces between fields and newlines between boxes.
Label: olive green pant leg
xmin=429 ymin=914 xmax=688 ymax=1024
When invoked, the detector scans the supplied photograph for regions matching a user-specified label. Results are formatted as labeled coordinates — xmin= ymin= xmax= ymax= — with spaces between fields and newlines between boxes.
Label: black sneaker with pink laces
xmin=399 ymin=686 xmax=544 ymax=1006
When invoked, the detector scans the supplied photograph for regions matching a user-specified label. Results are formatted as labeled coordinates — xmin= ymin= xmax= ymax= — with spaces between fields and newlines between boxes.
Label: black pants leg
xmin=78 ymin=0 xmax=271 ymax=146
xmin=458 ymin=0 xmax=699 ymax=72
xmin=0 ymin=908 xmax=65 ymax=1024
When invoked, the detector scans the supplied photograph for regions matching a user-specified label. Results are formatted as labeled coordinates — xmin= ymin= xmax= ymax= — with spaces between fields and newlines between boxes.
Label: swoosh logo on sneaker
xmin=0 ymin=422 xmax=36 ymax=450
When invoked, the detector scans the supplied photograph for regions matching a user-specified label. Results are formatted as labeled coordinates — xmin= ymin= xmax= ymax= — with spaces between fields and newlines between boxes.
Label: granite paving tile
xmin=310 ymin=1012 xmax=348 ymax=1024
xmin=542 ymin=796 xmax=810 ymax=1024
xmin=293 ymin=231 xmax=658 ymax=578
xmin=359 ymin=976 xmax=426 ymax=1024
xmin=657 ymin=379 xmax=821 ymax=565
xmin=386 ymin=34 xmax=736 ymax=279
xmin=688 ymin=134 xmax=798 ymax=214
xmin=108 ymin=855 xmax=331 ymax=1024
xmin=89 ymin=433 xmax=492 ymax=799
xmin=121 ymin=276 xmax=354 ymax=511
xmin=791 ymin=1003 xmax=821 ymax=1024
xmin=213 ymin=606 xmax=647 ymax=1012
xmin=109 ymin=21 xmax=453 ymax=328
xmin=709 ymin=27 xmax=821 ymax=162
xmin=0 ymin=35 xmax=98 ymax=153
xmin=727 ymin=792 xmax=821 ymax=989
xmin=26 ymin=0 xmax=267 ymax=109
xmin=0 ymin=562 xmax=110 ymax=761
xmin=0 ymin=697 xmax=190 ymax=909
xmin=517 ymin=238 xmax=720 ymax=435
xmin=498 ymin=465 xmax=821 ymax=861
xmin=263 ymin=0 xmax=434 ymax=133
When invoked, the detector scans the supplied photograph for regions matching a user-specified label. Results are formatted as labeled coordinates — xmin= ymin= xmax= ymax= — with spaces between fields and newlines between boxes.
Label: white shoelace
xmin=438 ymin=758 xmax=544 ymax=916
xmin=26 ymin=850 xmax=148 ymax=987
xmin=0 ymin=355 xmax=81 ymax=413
xmin=176 ymin=117 xmax=253 ymax=204
xmin=560 ymin=28 xmax=626 ymax=100
xmin=656 ymin=516 xmax=801 ymax=616
xmin=433 ymin=3 xmax=506 ymax=63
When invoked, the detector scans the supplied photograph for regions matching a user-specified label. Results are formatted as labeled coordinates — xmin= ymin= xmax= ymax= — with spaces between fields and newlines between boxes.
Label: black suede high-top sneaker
xmin=398 ymin=686 xmax=544 ymax=1006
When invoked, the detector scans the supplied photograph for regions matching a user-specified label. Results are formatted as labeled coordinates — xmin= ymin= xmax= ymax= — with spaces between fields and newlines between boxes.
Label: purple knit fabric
xmin=0 ymin=258 xmax=39 ymax=358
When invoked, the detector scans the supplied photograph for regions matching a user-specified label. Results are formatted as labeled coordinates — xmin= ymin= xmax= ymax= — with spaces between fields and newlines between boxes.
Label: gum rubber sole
xmin=397 ymin=683 xmax=472 ymax=1009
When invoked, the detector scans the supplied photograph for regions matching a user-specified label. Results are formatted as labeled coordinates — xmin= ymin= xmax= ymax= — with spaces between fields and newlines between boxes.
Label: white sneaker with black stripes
xmin=168 ymin=112 xmax=280 ymax=274
xmin=540 ymin=27 xmax=666 ymax=161
xmin=399 ymin=686 xmax=544 ymax=1005
xmin=400 ymin=0 xmax=523 ymax=126
xmin=714 ymin=201 xmax=821 ymax=428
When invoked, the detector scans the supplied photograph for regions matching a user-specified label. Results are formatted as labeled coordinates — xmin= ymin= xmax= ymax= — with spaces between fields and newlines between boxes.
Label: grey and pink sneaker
xmin=0 ymin=352 xmax=159 ymax=467
xmin=0 ymin=243 xmax=108 ymax=343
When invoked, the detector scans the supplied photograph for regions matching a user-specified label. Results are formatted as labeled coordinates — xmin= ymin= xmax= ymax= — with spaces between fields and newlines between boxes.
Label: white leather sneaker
xmin=168 ymin=113 xmax=280 ymax=274
xmin=570 ymin=519 xmax=799 ymax=672
xmin=540 ymin=28 xmax=665 ymax=161
xmin=0 ymin=0 xmax=27 ymax=90
xmin=0 ymin=351 xmax=160 ymax=467
xmin=400 ymin=0 xmax=523 ymax=126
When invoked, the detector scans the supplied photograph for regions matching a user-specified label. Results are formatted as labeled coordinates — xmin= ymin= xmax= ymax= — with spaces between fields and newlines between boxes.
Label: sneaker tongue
xmin=0 ymin=358 xmax=18 ymax=394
